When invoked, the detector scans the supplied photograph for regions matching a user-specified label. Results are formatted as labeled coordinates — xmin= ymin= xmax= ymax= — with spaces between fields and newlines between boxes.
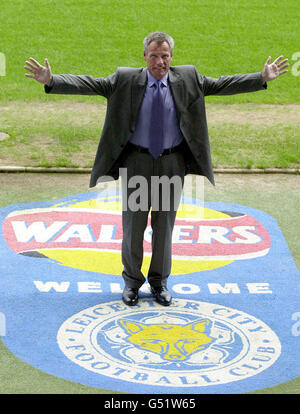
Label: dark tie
xmin=149 ymin=80 xmax=164 ymax=159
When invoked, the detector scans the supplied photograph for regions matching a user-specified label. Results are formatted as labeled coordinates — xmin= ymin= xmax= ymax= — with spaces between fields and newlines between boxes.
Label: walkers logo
xmin=2 ymin=193 xmax=270 ymax=275
xmin=0 ymin=190 xmax=299 ymax=394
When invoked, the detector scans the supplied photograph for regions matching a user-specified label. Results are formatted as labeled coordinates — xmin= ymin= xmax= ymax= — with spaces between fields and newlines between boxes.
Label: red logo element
xmin=3 ymin=208 xmax=270 ymax=261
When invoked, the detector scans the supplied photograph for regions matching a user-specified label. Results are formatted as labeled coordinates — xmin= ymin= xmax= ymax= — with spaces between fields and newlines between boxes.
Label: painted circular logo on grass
xmin=1 ymin=192 xmax=300 ymax=394
xmin=57 ymin=299 xmax=281 ymax=387
xmin=2 ymin=194 xmax=270 ymax=275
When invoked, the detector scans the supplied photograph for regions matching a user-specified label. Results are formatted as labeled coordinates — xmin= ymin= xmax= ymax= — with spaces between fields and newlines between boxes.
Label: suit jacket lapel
xmin=168 ymin=67 xmax=185 ymax=119
xmin=130 ymin=68 xmax=147 ymax=131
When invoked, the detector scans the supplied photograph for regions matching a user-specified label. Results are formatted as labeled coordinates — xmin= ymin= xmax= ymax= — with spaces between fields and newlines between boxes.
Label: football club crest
xmin=57 ymin=299 xmax=281 ymax=388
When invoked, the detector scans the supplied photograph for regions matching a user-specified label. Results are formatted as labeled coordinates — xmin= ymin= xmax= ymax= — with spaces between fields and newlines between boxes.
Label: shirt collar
xmin=147 ymin=70 xmax=168 ymax=87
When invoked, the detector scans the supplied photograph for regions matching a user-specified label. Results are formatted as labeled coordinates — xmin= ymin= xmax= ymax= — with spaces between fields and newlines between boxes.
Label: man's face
xmin=144 ymin=41 xmax=172 ymax=80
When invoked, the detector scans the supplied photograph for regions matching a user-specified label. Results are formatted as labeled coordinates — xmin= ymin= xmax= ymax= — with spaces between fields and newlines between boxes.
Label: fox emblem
xmin=119 ymin=319 xmax=214 ymax=361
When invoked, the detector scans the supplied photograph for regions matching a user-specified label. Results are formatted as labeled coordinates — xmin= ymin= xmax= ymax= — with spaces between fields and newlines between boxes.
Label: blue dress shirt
xmin=130 ymin=70 xmax=184 ymax=150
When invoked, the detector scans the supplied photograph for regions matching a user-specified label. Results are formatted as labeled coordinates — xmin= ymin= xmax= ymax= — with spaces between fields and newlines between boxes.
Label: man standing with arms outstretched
xmin=24 ymin=32 xmax=288 ymax=306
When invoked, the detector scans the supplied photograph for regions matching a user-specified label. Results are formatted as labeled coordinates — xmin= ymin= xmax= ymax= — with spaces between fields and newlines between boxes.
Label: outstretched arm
xmin=261 ymin=56 xmax=289 ymax=83
xmin=200 ymin=55 xmax=289 ymax=96
xmin=24 ymin=57 xmax=118 ymax=97
xmin=24 ymin=57 xmax=53 ymax=86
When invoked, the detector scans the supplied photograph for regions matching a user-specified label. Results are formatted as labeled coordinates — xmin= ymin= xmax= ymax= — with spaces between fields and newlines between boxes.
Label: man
xmin=24 ymin=32 xmax=288 ymax=307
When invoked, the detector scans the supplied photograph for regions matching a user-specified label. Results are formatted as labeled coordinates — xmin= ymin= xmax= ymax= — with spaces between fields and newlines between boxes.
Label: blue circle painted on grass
xmin=0 ymin=191 xmax=299 ymax=394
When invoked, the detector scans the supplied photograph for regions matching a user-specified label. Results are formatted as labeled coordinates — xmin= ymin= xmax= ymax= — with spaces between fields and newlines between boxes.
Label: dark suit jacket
xmin=45 ymin=65 xmax=266 ymax=187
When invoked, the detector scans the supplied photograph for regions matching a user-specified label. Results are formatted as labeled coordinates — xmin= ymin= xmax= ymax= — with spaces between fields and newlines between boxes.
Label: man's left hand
xmin=261 ymin=56 xmax=289 ymax=83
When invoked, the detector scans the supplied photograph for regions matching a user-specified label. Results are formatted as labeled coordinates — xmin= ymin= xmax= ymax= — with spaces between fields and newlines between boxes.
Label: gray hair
xmin=143 ymin=32 xmax=174 ymax=55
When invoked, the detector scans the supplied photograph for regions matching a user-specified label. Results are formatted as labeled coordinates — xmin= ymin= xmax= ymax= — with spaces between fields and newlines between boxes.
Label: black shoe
xmin=122 ymin=286 xmax=139 ymax=306
xmin=150 ymin=286 xmax=172 ymax=306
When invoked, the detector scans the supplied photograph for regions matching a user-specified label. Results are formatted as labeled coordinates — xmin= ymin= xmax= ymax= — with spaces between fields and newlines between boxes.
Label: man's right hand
xmin=24 ymin=57 xmax=53 ymax=86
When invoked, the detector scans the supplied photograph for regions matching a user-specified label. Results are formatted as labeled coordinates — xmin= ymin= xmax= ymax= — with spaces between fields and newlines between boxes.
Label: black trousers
xmin=120 ymin=147 xmax=185 ymax=289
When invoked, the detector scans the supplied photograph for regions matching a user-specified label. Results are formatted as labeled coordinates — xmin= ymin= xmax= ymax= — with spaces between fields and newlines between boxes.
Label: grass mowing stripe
xmin=209 ymin=123 xmax=300 ymax=169
xmin=0 ymin=101 xmax=299 ymax=169
xmin=0 ymin=0 xmax=299 ymax=102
